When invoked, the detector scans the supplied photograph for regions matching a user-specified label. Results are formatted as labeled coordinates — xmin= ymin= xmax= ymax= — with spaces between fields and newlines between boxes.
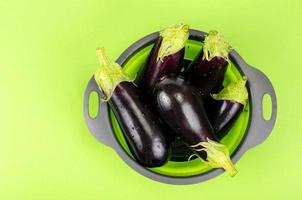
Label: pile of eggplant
xmin=94 ymin=24 xmax=248 ymax=177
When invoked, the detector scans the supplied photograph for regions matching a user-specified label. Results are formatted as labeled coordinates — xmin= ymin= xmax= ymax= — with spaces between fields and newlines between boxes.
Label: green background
xmin=0 ymin=0 xmax=301 ymax=199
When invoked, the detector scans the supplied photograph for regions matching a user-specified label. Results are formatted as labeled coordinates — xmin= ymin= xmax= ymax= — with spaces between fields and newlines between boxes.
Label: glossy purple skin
xmin=140 ymin=37 xmax=185 ymax=97
xmin=109 ymin=82 xmax=170 ymax=167
xmin=153 ymin=75 xmax=217 ymax=159
xmin=185 ymin=51 xmax=228 ymax=97
xmin=205 ymin=99 xmax=244 ymax=139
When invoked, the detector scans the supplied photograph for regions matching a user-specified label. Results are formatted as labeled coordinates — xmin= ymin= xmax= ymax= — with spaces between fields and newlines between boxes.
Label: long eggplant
xmin=140 ymin=24 xmax=189 ymax=98
xmin=207 ymin=77 xmax=248 ymax=138
xmin=185 ymin=30 xmax=231 ymax=97
xmin=94 ymin=48 xmax=170 ymax=167
xmin=153 ymin=75 xmax=237 ymax=176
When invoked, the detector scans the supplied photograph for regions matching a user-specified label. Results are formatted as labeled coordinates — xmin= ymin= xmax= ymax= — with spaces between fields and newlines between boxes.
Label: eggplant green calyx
xmin=157 ymin=24 xmax=189 ymax=62
xmin=191 ymin=138 xmax=237 ymax=177
xmin=202 ymin=30 xmax=231 ymax=61
xmin=94 ymin=48 xmax=133 ymax=102
xmin=211 ymin=76 xmax=248 ymax=106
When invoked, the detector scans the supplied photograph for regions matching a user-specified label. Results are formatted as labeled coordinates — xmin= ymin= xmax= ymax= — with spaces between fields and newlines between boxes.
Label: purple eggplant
xmin=94 ymin=48 xmax=170 ymax=167
xmin=140 ymin=24 xmax=189 ymax=97
xmin=153 ymin=75 xmax=237 ymax=176
xmin=185 ymin=30 xmax=231 ymax=97
xmin=206 ymin=77 xmax=248 ymax=138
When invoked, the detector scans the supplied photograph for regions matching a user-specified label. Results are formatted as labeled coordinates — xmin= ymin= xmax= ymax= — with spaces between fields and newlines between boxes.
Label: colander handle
xmin=242 ymin=65 xmax=277 ymax=149
xmin=83 ymin=77 xmax=115 ymax=147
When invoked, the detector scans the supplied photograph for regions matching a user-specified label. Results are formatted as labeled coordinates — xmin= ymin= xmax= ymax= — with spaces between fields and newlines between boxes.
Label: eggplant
xmin=153 ymin=75 xmax=237 ymax=176
xmin=140 ymin=24 xmax=189 ymax=98
xmin=207 ymin=77 xmax=248 ymax=138
xmin=185 ymin=30 xmax=231 ymax=97
xmin=94 ymin=48 xmax=170 ymax=167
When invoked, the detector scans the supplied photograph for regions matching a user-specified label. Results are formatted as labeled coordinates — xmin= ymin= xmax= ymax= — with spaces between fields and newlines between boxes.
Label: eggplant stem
xmin=157 ymin=24 xmax=189 ymax=61
xmin=191 ymin=138 xmax=237 ymax=177
xmin=202 ymin=30 xmax=231 ymax=61
xmin=94 ymin=48 xmax=133 ymax=101
xmin=211 ymin=76 xmax=248 ymax=107
xmin=97 ymin=48 xmax=111 ymax=66
xmin=188 ymin=154 xmax=198 ymax=161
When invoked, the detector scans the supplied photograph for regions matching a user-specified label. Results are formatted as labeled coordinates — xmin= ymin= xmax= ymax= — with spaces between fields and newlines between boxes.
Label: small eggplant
xmin=206 ymin=77 xmax=248 ymax=138
xmin=153 ymin=75 xmax=237 ymax=176
xmin=185 ymin=31 xmax=231 ymax=97
xmin=140 ymin=24 xmax=189 ymax=98
xmin=94 ymin=48 xmax=170 ymax=167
